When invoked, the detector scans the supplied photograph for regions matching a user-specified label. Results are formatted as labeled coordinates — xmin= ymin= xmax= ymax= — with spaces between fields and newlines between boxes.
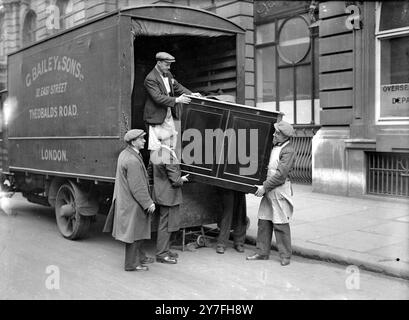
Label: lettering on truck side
xmin=40 ymin=149 xmax=68 ymax=162
xmin=25 ymin=55 xmax=84 ymax=87
xmin=35 ymin=82 xmax=68 ymax=97
xmin=28 ymin=105 xmax=78 ymax=120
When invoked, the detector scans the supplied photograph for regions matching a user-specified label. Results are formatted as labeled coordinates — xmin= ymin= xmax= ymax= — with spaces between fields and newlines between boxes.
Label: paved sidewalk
xmin=245 ymin=184 xmax=409 ymax=280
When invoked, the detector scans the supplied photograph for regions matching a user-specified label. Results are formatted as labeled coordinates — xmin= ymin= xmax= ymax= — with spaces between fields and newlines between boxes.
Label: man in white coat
xmin=246 ymin=121 xmax=296 ymax=266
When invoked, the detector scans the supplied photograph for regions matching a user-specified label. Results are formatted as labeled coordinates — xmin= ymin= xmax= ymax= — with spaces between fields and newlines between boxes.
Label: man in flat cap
xmin=148 ymin=131 xmax=189 ymax=264
xmin=103 ymin=129 xmax=156 ymax=271
xmin=143 ymin=52 xmax=201 ymax=151
xmin=247 ymin=120 xmax=296 ymax=266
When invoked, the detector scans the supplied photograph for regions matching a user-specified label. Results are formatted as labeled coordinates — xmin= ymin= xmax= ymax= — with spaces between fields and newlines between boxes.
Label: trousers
xmin=124 ymin=240 xmax=146 ymax=270
xmin=217 ymin=190 xmax=247 ymax=247
xmin=156 ymin=205 xmax=179 ymax=257
xmin=256 ymin=219 xmax=292 ymax=259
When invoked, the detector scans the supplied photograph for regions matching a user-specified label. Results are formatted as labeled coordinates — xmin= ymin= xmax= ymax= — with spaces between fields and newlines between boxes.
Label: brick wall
xmin=2 ymin=0 xmax=21 ymax=54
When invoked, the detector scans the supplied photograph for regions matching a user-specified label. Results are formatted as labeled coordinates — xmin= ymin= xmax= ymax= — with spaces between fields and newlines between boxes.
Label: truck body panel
xmin=7 ymin=15 xmax=122 ymax=180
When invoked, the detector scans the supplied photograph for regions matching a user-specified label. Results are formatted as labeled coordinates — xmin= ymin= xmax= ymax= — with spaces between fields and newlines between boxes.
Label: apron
xmin=148 ymin=108 xmax=178 ymax=151
xmin=148 ymin=74 xmax=178 ymax=151
xmin=257 ymin=141 xmax=294 ymax=224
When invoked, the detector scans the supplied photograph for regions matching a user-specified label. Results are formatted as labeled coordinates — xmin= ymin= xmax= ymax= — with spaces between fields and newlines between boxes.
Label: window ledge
xmin=345 ymin=139 xmax=376 ymax=150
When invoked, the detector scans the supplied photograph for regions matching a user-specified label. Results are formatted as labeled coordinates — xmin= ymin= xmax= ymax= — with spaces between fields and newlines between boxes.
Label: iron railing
xmin=289 ymin=125 xmax=319 ymax=184
xmin=367 ymin=152 xmax=409 ymax=198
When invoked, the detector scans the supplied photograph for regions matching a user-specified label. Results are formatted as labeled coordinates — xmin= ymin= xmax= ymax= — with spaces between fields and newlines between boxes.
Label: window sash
xmin=375 ymin=2 xmax=409 ymax=124
xmin=255 ymin=14 xmax=317 ymax=125
xmin=377 ymin=1 xmax=409 ymax=33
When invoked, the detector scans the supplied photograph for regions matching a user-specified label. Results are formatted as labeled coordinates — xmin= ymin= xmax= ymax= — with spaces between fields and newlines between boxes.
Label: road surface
xmin=1 ymin=193 xmax=408 ymax=300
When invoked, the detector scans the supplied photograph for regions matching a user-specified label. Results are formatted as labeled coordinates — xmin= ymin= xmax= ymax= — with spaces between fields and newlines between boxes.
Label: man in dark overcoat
xmin=103 ymin=129 xmax=156 ymax=271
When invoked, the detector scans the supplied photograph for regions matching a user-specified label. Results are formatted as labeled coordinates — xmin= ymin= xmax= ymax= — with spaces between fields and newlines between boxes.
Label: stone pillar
xmin=344 ymin=139 xmax=376 ymax=196
xmin=312 ymin=127 xmax=350 ymax=195
xmin=313 ymin=1 xmax=354 ymax=196
xmin=3 ymin=0 xmax=21 ymax=54
xmin=214 ymin=1 xmax=255 ymax=106
xmin=0 ymin=0 xmax=20 ymax=89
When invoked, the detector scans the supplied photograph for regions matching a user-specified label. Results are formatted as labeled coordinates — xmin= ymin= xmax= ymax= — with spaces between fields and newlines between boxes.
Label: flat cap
xmin=124 ymin=129 xmax=146 ymax=142
xmin=274 ymin=120 xmax=295 ymax=137
xmin=155 ymin=52 xmax=175 ymax=63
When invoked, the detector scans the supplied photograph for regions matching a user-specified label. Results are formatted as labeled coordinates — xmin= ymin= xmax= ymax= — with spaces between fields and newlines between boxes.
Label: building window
xmin=56 ymin=0 xmax=74 ymax=30
xmin=376 ymin=1 xmax=409 ymax=123
xmin=255 ymin=13 xmax=319 ymax=125
xmin=22 ymin=10 xmax=37 ymax=46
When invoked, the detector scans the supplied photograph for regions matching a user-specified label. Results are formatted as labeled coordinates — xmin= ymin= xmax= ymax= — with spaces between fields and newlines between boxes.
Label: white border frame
xmin=375 ymin=2 xmax=409 ymax=125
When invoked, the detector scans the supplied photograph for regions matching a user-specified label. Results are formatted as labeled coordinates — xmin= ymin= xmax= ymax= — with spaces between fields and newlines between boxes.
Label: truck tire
xmin=55 ymin=183 xmax=91 ymax=240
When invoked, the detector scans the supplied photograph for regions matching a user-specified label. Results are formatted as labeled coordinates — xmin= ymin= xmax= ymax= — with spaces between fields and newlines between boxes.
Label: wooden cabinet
xmin=180 ymin=96 xmax=280 ymax=193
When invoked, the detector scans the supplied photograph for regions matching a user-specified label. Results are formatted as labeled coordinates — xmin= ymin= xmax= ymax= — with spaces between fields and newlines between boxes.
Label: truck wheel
xmin=55 ymin=183 xmax=91 ymax=240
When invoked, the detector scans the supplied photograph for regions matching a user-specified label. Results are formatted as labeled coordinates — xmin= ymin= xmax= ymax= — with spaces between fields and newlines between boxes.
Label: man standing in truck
xmin=143 ymin=52 xmax=201 ymax=151
xmin=103 ymin=129 xmax=156 ymax=272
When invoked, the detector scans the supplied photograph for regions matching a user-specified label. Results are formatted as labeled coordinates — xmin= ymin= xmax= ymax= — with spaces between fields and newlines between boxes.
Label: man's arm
xmin=172 ymin=78 xmax=192 ymax=96
xmin=126 ymin=159 xmax=154 ymax=210
xmin=163 ymin=150 xmax=187 ymax=187
xmin=172 ymin=78 xmax=203 ymax=98
xmin=144 ymin=77 xmax=177 ymax=109
xmin=262 ymin=146 xmax=296 ymax=193
xmin=165 ymin=164 xmax=184 ymax=187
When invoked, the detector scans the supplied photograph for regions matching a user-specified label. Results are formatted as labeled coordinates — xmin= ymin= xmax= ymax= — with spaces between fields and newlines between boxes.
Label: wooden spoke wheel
xmin=55 ymin=183 xmax=91 ymax=240
xmin=196 ymin=235 xmax=206 ymax=247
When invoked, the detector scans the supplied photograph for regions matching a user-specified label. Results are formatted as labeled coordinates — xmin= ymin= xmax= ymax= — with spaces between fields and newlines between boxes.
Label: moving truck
xmin=1 ymin=5 xmax=279 ymax=240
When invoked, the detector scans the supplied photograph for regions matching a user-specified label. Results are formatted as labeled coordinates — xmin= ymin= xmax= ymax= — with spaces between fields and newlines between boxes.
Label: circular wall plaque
xmin=278 ymin=16 xmax=311 ymax=64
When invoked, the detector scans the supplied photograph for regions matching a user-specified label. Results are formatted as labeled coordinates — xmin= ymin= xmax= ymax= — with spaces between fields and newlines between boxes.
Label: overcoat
xmin=143 ymin=67 xmax=191 ymax=125
xmin=148 ymin=146 xmax=184 ymax=231
xmin=258 ymin=141 xmax=296 ymax=224
xmin=103 ymin=146 xmax=154 ymax=243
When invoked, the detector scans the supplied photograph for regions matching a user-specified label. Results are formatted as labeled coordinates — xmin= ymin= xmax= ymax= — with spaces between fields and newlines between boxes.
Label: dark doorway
xmin=131 ymin=35 xmax=236 ymax=164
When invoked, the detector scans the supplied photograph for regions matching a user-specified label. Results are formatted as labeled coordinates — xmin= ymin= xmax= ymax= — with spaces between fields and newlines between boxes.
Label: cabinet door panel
xmin=181 ymin=96 xmax=279 ymax=193
xmin=220 ymin=110 xmax=274 ymax=186
xmin=181 ymin=102 xmax=228 ymax=177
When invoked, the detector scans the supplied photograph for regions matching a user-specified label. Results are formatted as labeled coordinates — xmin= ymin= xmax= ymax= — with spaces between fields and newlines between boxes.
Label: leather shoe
xmin=246 ymin=253 xmax=269 ymax=260
xmin=280 ymin=258 xmax=290 ymax=266
xmin=156 ymin=255 xmax=177 ymax=264
xmin=125 ymin=265 xmax=149 ymax=271
xmin=141 ymin=256 xmax=155 ymax=264
xmin=168 ymin=251 xmax=179 ymax=259
xmin=234 ymin=244 xmax=245 ymax=253
xmin=216 ymin=245 xmax=225 ymax=254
